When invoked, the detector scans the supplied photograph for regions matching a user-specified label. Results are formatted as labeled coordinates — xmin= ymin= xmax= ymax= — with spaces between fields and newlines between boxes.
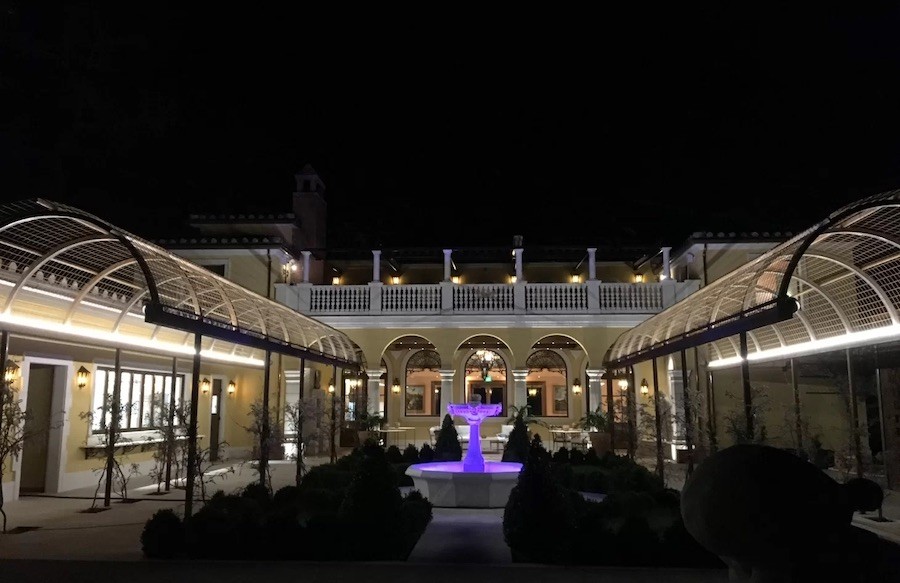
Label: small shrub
xmin=434 ymin=413 xmax=462 ymax=461
xmin=400 ymin=489 xmax=434 ymax=557
xmin=552 ymin=447 xmax=571 ymax=464
xmin=402 ymin=443 xmax=420 ymax=463
xmin=241 ymin=481 xmax=272 ymax=508
xmin=386 ymin=445 xmax=404 ymax=463
xmin=141 ymin=508 xmax=184 ymax=559
xmin=419 ymin=443 xmax=435 ymax=462
xmin=584 ymin=448 xmax=600 ymax=465
xmin=502 ymin=414 xmax=530 ymax=463
xmin=272 ymin=485 xmax=301 ymax=509
xmin=570 ymin=449 xmax=585 ymax=465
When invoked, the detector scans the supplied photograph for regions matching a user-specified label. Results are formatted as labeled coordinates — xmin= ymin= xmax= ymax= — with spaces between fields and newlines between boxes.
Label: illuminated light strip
xmin=0 ymin=312 xmax=265 ymax=367
xmin=708 ymin=324 xmax=900 ymax=368
xmin=0 ymin=277 xmax=144 ymax=318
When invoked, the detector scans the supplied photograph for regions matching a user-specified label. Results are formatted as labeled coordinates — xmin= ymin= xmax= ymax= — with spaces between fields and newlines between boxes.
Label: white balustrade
xmin=293 ymin=281 xmax=670 ymax=315
xmin=382 ymin=284 xmax=441 ymax=313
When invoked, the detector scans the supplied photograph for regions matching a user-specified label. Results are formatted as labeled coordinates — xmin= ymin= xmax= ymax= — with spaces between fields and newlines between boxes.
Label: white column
xmin=301 ymin=250 xmax=311 ymax=283
xmin=512 ymin=369 xmax=529 ymax=409
xmin=372 ymin=250 xmax=382 ymax=283
xmin=587 ymin=248 xmax=597 ymax=281
xmin=439 ymin=369 xmax=455 ymax=414
xmin=661 ymin=246 xmax=672 ymax=281
xmin=513 ymin=248 xmax=524 ymax=282
xmin=586 ymin=368 xmax=604 ymax=413
xmin=443 ymin=249 xmax=452 ymax=281
xmin=365 ymin=369 xmax=385 ymax=415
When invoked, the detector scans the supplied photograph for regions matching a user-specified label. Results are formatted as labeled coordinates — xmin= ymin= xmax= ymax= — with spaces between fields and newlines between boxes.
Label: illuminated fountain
xmin=405 ymin=394 xmax=523 ymax=508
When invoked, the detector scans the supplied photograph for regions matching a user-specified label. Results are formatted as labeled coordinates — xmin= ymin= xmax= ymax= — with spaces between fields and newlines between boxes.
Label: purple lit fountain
xmin=405 ymin=395 xmax=523 ymax=508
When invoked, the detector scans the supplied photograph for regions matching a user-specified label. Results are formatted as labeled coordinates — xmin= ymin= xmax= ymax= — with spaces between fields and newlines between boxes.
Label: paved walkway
xmin=0 ymin=454 xmax=897 ymax=582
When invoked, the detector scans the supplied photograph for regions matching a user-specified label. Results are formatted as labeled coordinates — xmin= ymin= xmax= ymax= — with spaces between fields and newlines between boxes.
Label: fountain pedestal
xmin=447 ymin=398 xmax=501 ymax=472
xmin=405 ymin=395 xmax=522 ymax=508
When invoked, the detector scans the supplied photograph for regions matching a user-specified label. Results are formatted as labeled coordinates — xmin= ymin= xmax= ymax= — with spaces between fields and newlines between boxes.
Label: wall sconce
xmin=571 ymin=274 xmax=581 ymax=284
xmin=201 ymin=377 xmax=210 ymax=395
xmin=640 ymin=378 xmax=649 ymax=396
xmin=4 ymin=359 xmax=19 ymax=385
xmin=451 ymin=275 xmax=461 ymax=284
xmin=227 ymin=379 xmax=237 ymax=396
xmin=391 ymin=378 xmax=401 ymax=394
xmin=391 ymin=275 xmax=401 ymax=285
xmin=331 ymin=276 xmax=341 ymax=285
xmin=528 ymin=386 xmax=538 ymax=397
xmin=434 ymin=386 xmax=440 ymax=393
xmin=572 ymin=378 xmax=582 ymax=395
xmin=509 ymin=275 xmax=517 ymax=284
xmin=76 ymin=366 xmax=91 ymax=389
xmin=327 ymin=378 xmax=335 ymax=393
xmin=617 ymin=378 xmax=629 ymax=390
xmin=633 ymin=273 xmax=645 ymax=283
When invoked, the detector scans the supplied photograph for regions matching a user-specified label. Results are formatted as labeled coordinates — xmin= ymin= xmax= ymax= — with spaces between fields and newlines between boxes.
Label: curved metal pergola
xmin=0 ymin=199 xmax=362 ymax=366
xmin=605 ymin=188 xmax=900 ymax=368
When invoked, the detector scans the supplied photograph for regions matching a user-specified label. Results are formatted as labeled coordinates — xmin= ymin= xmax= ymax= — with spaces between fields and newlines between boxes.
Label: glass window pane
xmin=130 ymin=373 xmax=141 ymax=428
xmin=143 ymin=375 xmax=154 ymax=428
xmin=119 ymin=372 xmax=131 ymax=429
xmin=92 ymin=369 xmax=106 ymax=432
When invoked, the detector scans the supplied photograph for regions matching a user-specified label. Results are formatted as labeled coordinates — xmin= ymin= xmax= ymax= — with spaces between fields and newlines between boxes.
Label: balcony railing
xmin=277 ymin=280 xmax=699 ymax=316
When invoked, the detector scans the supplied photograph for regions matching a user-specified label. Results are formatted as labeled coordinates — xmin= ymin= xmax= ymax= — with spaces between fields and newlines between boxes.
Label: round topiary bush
xmin=402 ymin=443 xmax=420 ymax=463
xmin=141 ymin=508 xmax=184 ymax=559
xmin=434 ymin=413 xmax=462 ymax=461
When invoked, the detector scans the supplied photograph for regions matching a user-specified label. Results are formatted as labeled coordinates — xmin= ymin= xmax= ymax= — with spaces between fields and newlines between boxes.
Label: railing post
xmin=514 ymin=282 xmax=526 ymax=313
xmin=369 ymin=281 xmax=383 ymax=314
xmin=440 ymin=281 xmax=453 ymax=313
xmin=660 ymin=279 xmax=677 ymax=308
xmin=586 ymin=279 xmax=600 ymax=312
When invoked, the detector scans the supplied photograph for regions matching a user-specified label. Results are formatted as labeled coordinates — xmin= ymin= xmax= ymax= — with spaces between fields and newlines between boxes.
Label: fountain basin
xmin=405 ymin=461 xmax=523 ymax=508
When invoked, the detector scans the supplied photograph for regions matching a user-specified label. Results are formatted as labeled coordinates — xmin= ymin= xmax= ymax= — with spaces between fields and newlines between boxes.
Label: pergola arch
xmin=605 ymin=188 xmax=900 ymax=368
xmin=0 ymin=199 xmax=361 ymax=367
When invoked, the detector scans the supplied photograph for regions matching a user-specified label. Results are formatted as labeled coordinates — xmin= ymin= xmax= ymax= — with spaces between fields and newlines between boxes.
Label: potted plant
xmin=356 ymin=411 xmax=384 ymax=446
xmin=577 ymin=405 xmax=611 ymax=455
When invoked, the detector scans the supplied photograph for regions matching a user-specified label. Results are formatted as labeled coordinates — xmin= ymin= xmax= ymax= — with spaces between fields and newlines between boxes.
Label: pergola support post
xmin=296 ymin=356 xmax=306 ymax=487
xmin=260 ymin=350 xmax=272 ymax=489
xmin=164 ymin=356 xmax=177 ymax=492
xmin=184 ymin=334 xmax=202 ymax=518
xmin=874 ymin=347 xmax=891 ymax=489
xmin=652 ymin=357 xmax=664 ymax=481
xmin=790 ymin=358 xmax=802 ymax=453
xmin=103 ymin=348 xmax=122 ymax=507
xmin=606 ymin=376 xmax=615 ymax=453
xmin=681 ymin=349 xmax=694 ymax=476
xmin=739 ymin=332 xmax=753 ymax=440
xmin=846 ymin=348 xmax=864 ymax=480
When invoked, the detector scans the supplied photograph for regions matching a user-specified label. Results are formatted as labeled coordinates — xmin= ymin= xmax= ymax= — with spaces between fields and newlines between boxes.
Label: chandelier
xmin=467 ymin=349 xmax=504 ymax=383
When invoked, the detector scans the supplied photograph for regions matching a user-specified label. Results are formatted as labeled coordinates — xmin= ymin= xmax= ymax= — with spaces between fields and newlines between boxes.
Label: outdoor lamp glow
xmin=617 ymin=379 xmax=629 ymax=390
xmin=4 ymin=359 xmax=19 ymax=384
xmin=633 ymin=273 xmax=644 ymax=283
xmin=227 ymin=379 xmax=237 ymax=396
xmin=327 ymin=378 xmax=335 ymax=393
xmin=201 ymin=377 xmax=210 ymax=395
xmin=528 ymin=386 xmax=537 ymax=397
xmin=572 ymin=378 xmax=582 ymax=394
xmin=640 ymin=378 xmax=650 ymax=396
xmin=76 ymin=365 xmax=90 ymax=389
xmin=391 ymin=378 xmax=401 ymax=394
xmin=391 ymin=275 xmax=401 ymax=285
xmin=451 ymin=275 xmax=461 ymax=284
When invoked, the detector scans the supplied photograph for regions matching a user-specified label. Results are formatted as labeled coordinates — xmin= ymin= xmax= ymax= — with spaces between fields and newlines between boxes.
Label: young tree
xmin=284 ymin=396 xmax=322 ymax=486
xmin=79 ymin=391 xmax=138 ymax=509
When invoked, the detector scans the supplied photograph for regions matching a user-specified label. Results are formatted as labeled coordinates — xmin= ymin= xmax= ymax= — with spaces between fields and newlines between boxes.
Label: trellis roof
xmin=605 ymin=189 xmax=900 ymax=368
xmin=0 ymin=199 xmax=362 ymax=366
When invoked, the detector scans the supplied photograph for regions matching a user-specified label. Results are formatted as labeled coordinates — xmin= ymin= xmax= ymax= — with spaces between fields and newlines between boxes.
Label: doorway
xmin=19 ymin=364 xmax=55 ymax=493
xmin=209 ymin=378 xmax=222 ymax=462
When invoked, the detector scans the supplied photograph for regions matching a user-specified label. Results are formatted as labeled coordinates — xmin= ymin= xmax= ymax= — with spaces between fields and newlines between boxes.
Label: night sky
xmin=3 ymin=4 xmax=900 ymax=250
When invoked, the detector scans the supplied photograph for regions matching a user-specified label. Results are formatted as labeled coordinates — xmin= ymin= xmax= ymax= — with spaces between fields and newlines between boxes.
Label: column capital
xmin=372 ymin=249 xmax=382 ymax=257
xmin=511 ymin=368 xmax=529 ymax=381
xmin=438 ymin=369 xmax=456 ymax=380
xmin=586 ymin=368 xmax=605 ymax=378
xmin=586 ymin=247 xmax=597 ymax=253
xmin=300 ymin=250 xmax=312 ymax=258
xmin=365 ymin=368 xmax=386 ymax=378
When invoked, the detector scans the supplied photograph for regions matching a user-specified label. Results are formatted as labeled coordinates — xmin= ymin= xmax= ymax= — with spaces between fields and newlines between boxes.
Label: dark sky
xmin=3 ymin=4 xmax=900 ymax=250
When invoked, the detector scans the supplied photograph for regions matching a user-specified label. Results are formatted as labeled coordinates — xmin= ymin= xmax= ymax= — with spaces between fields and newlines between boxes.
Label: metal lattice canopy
xmin=605 ymin=189 xmax=900 ymax=369
xmin=0 ymin=199 xmax=362 ymax=367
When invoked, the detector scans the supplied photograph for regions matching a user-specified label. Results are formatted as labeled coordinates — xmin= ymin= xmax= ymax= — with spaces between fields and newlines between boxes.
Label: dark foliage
xmin=386 ymin=444 xmax=404 ymax=463
xmin=501 ymin=413 xmax=530 ymax=463
xmin=419 ymin=443 xmax=435 ymax=462
xmin=569 ymin=449 xmax=585 ymax=465
xmin=504 ymin=441 xmax=577 ymax=564
xmin=141 ymin=508 xmax=184 ymax=559
xmin=402 ymin=443 xmax=420 ymax=463
xmin=433 ymin=413 xmax=462 ymax=461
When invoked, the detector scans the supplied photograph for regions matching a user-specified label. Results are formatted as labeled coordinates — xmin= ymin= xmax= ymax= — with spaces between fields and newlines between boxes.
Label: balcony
xmin=275 ymin=280 xmax=699 ymax=317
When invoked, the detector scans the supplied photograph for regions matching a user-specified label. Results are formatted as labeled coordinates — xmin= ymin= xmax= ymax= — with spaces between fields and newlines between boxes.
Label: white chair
xmin=496 ymin=424 xmax=514 ymax=445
